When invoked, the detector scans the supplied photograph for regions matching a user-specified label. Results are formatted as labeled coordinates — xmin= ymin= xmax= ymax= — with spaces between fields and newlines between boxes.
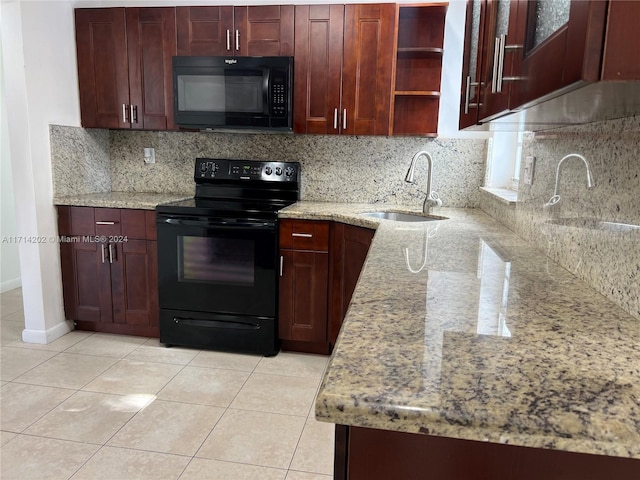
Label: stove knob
xmin=284 ymin=166 xmax=295 ymax=177
xmin=264 ymin=166 xmax=273 ymax=175
xmin=275 ymin=167 xmax=283 ymax=176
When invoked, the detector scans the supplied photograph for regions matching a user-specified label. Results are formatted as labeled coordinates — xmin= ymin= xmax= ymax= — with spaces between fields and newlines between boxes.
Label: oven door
xmin=156 ymin=213 xmax=278 ymax=318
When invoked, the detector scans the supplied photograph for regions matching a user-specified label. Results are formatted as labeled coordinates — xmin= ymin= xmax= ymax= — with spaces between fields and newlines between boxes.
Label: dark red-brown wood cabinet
xmin=176 ymin=5 xmax=294 ymax=56
xmin=278 ymin=220 xmax=330 ymax=353
xmin=391 ymin=4 xmax=447 ymax=136
xmin=58 ymin=206 xmax=159 ymax=337
xmin=75 ymin=8 xmax=176 ymax=130
xmin=460 ymin=0 xmax=640 ymax=128
xmin=278 ymin=219 xmax=374 ymax=354
xmin=293 ymin=4 xmax=397 ymax=135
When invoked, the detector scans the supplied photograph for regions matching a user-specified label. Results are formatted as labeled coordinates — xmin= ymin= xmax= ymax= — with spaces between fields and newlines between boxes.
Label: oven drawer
xmin=279 ymin=219 xmax=329 ymax=251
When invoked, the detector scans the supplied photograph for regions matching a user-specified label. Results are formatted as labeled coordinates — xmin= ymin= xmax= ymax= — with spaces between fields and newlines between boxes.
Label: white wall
xmin=1 ymin=0 xmax=80 ymax=342
xmin=1 ymin=39 xmax=21 ymax=293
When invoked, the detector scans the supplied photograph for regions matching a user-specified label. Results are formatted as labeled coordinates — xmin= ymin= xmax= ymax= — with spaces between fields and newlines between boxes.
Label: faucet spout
xmin=544 ymin=153 xmax=595 ymax=208
xmin=405 ymin=151 xmax=442 ymax=213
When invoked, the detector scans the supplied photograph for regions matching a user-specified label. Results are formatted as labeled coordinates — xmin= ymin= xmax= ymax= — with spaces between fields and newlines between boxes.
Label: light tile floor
xmin=0 ymin=288 xmax=334 ymax=480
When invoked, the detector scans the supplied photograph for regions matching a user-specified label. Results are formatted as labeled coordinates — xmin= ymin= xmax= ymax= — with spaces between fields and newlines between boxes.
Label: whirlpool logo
xmin=225 ymin=59 xmax=238 ymax=65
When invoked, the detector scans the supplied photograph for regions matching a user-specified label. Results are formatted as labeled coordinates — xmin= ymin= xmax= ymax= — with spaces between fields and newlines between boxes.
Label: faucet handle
xmin=428 ymin=191 xmax=443 ymax=207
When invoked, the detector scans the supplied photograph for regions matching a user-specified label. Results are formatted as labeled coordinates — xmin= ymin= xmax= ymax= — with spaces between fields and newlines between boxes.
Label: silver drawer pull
xmin=279 ymin=255 xmax=284 ymax=277
xmin=96 ymin=221 xmax=116 ymax=225
xmin=292 ymin=233 xmax=313 ymax=238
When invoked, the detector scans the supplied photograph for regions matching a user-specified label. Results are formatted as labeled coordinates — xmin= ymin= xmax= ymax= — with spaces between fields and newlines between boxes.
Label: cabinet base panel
xmin=73 ymin=320 xmax=158 ymax=338
xmin=280 ymin=339 xmax=330 ymax=355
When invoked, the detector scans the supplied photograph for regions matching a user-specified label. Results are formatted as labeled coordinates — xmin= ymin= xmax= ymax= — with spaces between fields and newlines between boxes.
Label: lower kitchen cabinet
xmin=279 ymin=219 xmax=330 ymax=353
xmin=337 ymin=425 xmax=640 ymax=480
xmin=328 ymin=223 xmax=375 ymax=347
xmin=278 ymin=219 xmax=374 ymax=354
xmin=57 ymin=206 xmax=159 ymax=337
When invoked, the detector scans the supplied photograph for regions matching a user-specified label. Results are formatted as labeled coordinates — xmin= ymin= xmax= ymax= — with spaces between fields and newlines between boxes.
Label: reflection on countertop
xmin=280 ymin=202 xmax=640 ymax=460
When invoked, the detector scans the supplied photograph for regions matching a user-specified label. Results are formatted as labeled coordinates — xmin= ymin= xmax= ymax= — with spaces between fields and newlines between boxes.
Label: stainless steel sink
xmin=362 ymin=211 xmax=445 ymax=222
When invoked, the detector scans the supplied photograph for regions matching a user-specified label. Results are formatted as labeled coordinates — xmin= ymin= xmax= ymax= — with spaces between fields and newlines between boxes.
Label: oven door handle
xmin=173 ymin=317 xmax=261 ymax=331
xmin=158 ymin=216 xmax=275 ymax=231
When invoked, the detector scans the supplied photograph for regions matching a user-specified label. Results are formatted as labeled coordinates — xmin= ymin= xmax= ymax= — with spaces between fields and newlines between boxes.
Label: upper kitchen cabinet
xmin=294 ymin=3 xmax=397 ymax=135
xmin=461 ymin=0 xmax=640 ymax=129
xmin=477 ymin=0 xmax=525 ymax=123
xmin=391 ymin=4 xmax=447 ymax=136
xmin=514 ymin=0 xmax=608 ymax=108
xmin=176 ymin=5 xmax=294 ymax=56
xmin=459 ymin=0 xmax=486 ymax=129
xmin=75 ymin=8 xmax=176 ymax=130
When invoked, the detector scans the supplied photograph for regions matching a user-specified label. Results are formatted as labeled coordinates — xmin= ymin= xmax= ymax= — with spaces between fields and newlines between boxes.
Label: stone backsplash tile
xmin=50 ymin=125 xmax=110 ymax=197
xmin=481 ymin=115 xmax=640 ymax=320
xmin=109 ymin=131 xmax=486 ymax=207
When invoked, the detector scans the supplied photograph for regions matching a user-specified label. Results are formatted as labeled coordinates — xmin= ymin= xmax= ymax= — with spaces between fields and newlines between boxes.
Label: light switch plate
xmin=522 ymin=156 xmax=535 ymax=185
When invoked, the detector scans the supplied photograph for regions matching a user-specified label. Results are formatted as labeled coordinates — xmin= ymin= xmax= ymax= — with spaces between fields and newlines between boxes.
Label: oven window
xmin=176 ymin=73 xmax=263 ymax=113
xmin=178 ymin=236 xmax=255 ymax=286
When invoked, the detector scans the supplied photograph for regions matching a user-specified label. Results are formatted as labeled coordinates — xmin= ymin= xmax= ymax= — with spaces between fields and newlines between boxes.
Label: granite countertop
xmin=281 ymin=202 xmax=640 ymax=460
xmin=53 ymin=192 xmax=192 ymax=210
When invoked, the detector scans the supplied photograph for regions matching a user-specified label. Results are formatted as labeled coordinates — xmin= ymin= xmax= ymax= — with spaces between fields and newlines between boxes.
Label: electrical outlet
xmin=522 ymin=156 xmax=535 ymax=185
xmin=144 ymin=147 xmax=155 ymax=164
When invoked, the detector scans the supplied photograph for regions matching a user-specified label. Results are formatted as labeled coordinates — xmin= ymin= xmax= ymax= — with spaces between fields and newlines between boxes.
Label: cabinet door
xmin=514 ymin=0 xmax=607 ymax=108
xmin=329 ymin=223 xmax=374 ymax=346
xmin=110 ymin=240 xmax=159 ymax=333
xmin=176 ymin=6 xmax=234 ymax=56
xmin=279 ymin=250 xmax=329 ymax=343
xmin=126 ymin=8 xmax=177 ymax=130
xmin=58 ymin=207 xmax=114 ymax=324
xmin=478 ymin=0 xmax=524 ymax=122
xmin=459 ymin=0 xmax=487 ymax=129
xmin=234 ymin=5 xmax=294 ymax=56
xmin=342 ymin=3 xmax=396 ymax=135
xmin=293 ymin=4 xmax=344 ymax=134
xmin=75 ymin=8 xmax=129 ymax=129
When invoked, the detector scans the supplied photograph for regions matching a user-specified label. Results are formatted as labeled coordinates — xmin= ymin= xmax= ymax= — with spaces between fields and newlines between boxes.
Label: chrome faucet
xmin=405 ymin=151 xmax=442 ymax=213
xmin=544 ymin=153 xmax=595 ymax=208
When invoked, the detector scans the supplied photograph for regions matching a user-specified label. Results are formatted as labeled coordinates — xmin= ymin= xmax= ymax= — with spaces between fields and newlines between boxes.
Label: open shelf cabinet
xmin=392 ymin=3 xmax=448 ymax=136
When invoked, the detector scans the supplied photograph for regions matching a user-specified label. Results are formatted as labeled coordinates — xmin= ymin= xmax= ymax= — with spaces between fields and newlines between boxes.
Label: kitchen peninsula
xmin=280 ymin=203 xmax=640 ymax=480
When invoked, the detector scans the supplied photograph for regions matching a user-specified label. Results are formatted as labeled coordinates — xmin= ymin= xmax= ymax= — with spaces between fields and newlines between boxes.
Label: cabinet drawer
xmin=280 ymin=219 xmax=329 ymax=251
xmin=94 ymin=208 xmax=122 ymax=237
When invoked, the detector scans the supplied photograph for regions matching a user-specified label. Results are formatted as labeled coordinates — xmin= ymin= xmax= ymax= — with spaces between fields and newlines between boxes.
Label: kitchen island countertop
xmin=280 ymin=201 xmax=640 ymax=460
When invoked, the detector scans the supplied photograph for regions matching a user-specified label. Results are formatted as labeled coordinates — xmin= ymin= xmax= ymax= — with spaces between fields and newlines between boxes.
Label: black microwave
xmin=172 ymin=56 xmax=293 ymax=132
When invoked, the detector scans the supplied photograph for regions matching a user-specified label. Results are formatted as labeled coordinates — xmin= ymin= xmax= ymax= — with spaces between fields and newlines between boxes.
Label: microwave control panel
xmin=270 ymin=70 xmax=288 ymax=118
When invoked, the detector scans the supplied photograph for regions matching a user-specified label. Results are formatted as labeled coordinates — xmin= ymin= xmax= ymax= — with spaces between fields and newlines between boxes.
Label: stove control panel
xmin=195 ymin=158 xmax=300 ymax=183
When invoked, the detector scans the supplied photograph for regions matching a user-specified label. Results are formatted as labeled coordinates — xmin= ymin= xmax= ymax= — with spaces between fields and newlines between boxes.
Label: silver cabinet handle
xmin=292 ymin=233 xmax=313 ymax=238
xmin=96 ymin=221 xmax=116 ymax=225
xmin=279 ymin=255 xmax=284 ymax=277
xmin=226 ymin=29 xmax=231 ymax=51
xmin=464 ymin=75 xmax=480 ymax=114
xmin=496 ymin=34 xmax=506 ymax=93
xmin=101 ymin=244 xmax=106 ymax=264
xmin=491 ymin=36 xmax=501 ymax=93
xmin=343 ymin=108 xmax=347 ymax=130
xmin=108 ymin=244 xmax=114 ymax=264
xmin=130 ymin=105 xmax=138 ymax=124
xmin=122 ymin=104 xmax=128 ymax=124
xmin=333 ymin=108 xmax=338 ymax=130
xmin=235 ymin=29 xmax=239 ymax=51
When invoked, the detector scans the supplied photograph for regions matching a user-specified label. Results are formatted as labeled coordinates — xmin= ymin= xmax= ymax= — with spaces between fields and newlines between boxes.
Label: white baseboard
xmin=1 ymin=277 xmax=21 ymax=293
xmin=22 ymin=320 xmax=72 ymax=344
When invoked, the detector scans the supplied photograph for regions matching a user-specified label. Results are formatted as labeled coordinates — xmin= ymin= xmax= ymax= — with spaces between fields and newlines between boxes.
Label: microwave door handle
xmin=263 ymin=68 xmax=271 ymax=115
